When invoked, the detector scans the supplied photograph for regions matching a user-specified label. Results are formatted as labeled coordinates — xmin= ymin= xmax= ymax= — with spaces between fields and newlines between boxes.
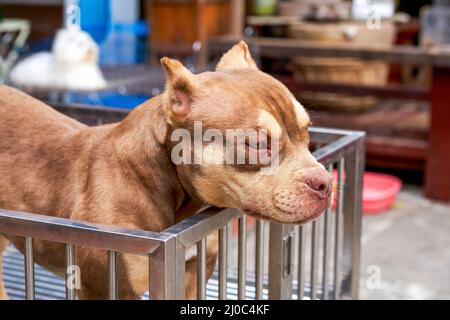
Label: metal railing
xmin=0 ymin=127 xmax=364 ymax=300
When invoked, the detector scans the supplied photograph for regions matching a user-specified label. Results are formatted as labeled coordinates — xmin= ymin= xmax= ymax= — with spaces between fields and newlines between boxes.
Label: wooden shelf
xmin=308 ymin=99 xmax=428 ymax=171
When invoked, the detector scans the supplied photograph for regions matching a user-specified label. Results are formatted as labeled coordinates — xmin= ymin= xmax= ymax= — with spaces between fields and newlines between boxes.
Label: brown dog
xmin=0 ymin=42 xmax=332 ymax=300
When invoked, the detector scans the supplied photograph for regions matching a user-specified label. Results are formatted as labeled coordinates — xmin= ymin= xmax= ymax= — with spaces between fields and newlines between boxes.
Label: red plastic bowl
xmin=333 ymin=171 xmax=402 ymax=215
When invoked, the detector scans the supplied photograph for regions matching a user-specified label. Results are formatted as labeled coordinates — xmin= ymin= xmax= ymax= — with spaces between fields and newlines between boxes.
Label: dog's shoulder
xmin=0 ymin=85 xmax=25 ymax=99
xmin=0 ymin=85 xmax=46 ymax=111
xmin=0 ymin=86 xmax=31 ymax=115
xmin=0 ymin=85 xmax=86 ymax=133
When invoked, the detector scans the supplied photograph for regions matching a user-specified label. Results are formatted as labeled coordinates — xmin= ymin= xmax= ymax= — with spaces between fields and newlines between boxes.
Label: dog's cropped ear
xmin=161 ymin=57 xmax=197 ymax=119
xmin=216 ymin=41 xmax=258 ymax=71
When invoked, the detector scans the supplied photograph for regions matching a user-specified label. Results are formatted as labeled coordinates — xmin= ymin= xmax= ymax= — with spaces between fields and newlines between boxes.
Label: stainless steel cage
xmin=0 ymin=104 xmax=364 ymax=300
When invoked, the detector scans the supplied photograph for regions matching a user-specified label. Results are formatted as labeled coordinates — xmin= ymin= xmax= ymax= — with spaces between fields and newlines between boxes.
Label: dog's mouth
xmin=241 ymin=208 xmax=271 ymax=221
xmin=241 ymin=198 xmax=330 ymax=225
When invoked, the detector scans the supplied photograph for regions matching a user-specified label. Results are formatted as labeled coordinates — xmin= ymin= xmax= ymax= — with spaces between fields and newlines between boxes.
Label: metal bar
xmin=238 ymin=216 xmax=247 ymax=300
xmin=65 ymin=244 xmax=77 ymax=300
xmin=165 ymin=208 xmax=241 ymax=247
xmin=322 ymin=164 xmax=334 ymax=299
xmin=310 ymin=220 xmax=319 ymax=300
xmin=24 ymin=236 xmax=35 ymax=300
xmin=255 ymin=219 xmax=264 ymax=300
xmin=197 ymin=239 xmax=207 ymax=300
xmin=322 ymin=212 xmax=331 ymax=300
xmin=313 ymin=135 xmax=362 ymax=167
xmin=268 ymin=223 xmax=294 ymax=299
xmin=108 ymin=251 xmax=118 ymax=300
xmin=297 ymin=225 xmax=306 ymax=300
xmin=310 ymin=127 xmax=366 ymax=138
xmin=340 ymin=139 xmax=365 ymax=299
xmin=173 ymin=240 xmax=186 ymax=300
xmin=149 ymin=237 xmax=177 ymax=300
xmin=334 ymin=157 xmax=345 ymax=299
xmin=218 ymin=226 xmax=228 ymax=300
xmin=0 ymin=209 xmax=170 ymax=256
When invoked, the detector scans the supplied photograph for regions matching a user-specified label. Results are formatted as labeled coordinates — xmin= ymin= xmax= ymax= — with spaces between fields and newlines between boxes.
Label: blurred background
xmin=0 ymin=0 xmax=449 ymax=299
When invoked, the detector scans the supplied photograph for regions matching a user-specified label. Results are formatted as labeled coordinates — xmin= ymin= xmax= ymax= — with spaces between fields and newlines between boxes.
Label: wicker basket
xmin=292 ymin=57 xmax=389 ymax=84
xmin=289 ymin=21 xmax=396 ymax=111
xmin=292 ymin=57 xmax=389 ymax=111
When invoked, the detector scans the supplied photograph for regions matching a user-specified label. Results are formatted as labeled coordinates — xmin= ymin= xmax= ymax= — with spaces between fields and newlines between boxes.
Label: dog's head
xmin=161 ymin=41 xmax=332 ymax=224
xmin=52 ymin=28 xmax=99 ymax=65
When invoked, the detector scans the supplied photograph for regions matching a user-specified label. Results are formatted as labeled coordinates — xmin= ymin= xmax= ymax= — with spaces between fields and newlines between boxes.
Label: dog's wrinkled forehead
xmin=254 ymin=77 xmax=311 ymax=144
xmin=197 ymin=68 xmax=311 ymax=143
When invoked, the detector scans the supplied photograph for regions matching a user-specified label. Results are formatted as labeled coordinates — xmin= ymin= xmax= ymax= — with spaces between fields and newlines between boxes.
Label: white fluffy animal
xmin=9 ymin=28 xmax=107 ymax=91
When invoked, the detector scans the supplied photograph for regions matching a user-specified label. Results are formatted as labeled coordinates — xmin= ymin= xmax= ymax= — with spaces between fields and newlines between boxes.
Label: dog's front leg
xmin=0 ymin=235 xmax=9 ymax=300
xmin=77 ymin=248 xmax=144 ymax=300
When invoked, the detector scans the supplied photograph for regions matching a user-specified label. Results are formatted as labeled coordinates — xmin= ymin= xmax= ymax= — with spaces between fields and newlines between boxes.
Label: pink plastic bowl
xmin=333 ymin=171 xmax=402 ymax=215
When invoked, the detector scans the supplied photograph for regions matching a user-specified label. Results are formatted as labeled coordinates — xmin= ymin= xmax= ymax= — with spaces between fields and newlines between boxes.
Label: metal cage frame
xmin=0 ymin=126 xmax=364 ymax=300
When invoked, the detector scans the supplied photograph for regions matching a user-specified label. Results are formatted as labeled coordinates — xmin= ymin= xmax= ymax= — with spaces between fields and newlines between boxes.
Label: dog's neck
xmin=109 ymin=96 xmax=203 ymax=227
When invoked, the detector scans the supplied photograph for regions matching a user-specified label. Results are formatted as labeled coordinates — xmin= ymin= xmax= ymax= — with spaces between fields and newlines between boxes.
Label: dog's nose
xmin=304 ymin=168 xmax=333 ymax=199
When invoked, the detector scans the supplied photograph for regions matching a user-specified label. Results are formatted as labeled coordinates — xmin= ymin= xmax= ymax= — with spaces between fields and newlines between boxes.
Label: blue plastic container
xmin=64 ymin=92 xmax=150 ymax=110
xmin=79 ymin=0 xmax=111 ymax=44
